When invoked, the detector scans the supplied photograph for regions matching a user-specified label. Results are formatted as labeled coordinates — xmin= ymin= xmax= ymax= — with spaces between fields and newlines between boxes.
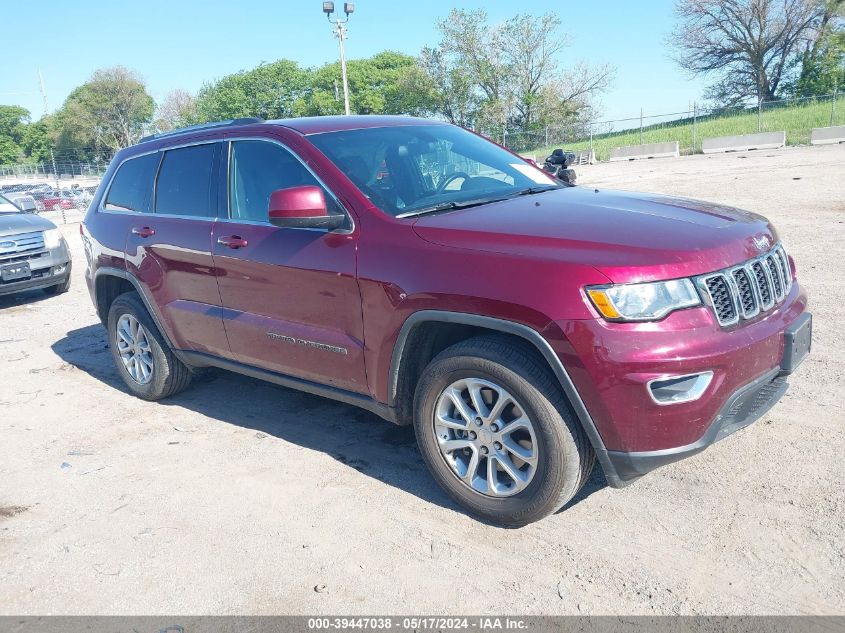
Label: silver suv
xmin=0 ymin=194 xmax=72 ymax=297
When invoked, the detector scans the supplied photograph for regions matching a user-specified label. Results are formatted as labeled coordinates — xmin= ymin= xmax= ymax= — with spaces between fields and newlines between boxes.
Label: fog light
xmin=53 ymin=265 xmax=67 ymax=275
xmin=648 ymin=371 xmax=713 ymax=405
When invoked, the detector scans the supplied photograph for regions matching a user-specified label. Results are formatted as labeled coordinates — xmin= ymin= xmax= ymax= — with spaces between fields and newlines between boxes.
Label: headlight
xmin=586 ymin=279 xmax=701 ymax=322
xmin=43 ymin=228 xmax=63 ymax=249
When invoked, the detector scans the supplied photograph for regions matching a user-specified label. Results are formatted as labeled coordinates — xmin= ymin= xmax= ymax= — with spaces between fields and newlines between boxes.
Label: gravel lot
xmin=1 ymin=145 xmax=843 ymax=615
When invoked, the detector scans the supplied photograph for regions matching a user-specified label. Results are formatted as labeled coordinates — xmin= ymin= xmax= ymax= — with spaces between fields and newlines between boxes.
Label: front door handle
xmin=217 ymin=235 xmax=249 ymax=249
xmin=131 ymin=226 xmax=155 ymax=238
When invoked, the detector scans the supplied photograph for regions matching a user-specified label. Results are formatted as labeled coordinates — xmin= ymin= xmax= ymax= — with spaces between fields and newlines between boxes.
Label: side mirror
xmin=268 ymin=185 xmax=345 ymax=230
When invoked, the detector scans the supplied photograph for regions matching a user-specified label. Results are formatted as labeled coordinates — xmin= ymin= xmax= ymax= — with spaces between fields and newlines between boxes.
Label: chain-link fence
xmin=0 ymin=149 xmax=109 ymax=223
xmin=505 ymin=92 xmax=843 ymax=161
xmin=0 ymin=91 xmax=841 ymax=212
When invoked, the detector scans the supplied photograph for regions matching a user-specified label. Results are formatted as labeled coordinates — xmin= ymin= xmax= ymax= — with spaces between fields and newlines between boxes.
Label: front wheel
xmin=414 ymin=336 xmax=594 ymax=526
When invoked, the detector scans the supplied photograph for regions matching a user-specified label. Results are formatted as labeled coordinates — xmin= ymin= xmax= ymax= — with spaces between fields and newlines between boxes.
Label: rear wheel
xmin=107 ymin=292 xmax=192 ymax=401
xmin=414 ymin=336 xmax=594 ymax=526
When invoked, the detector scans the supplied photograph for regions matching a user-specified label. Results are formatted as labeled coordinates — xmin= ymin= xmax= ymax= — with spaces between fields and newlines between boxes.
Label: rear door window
xmin=155 ymin=143 xmax=218 ymax=217
xmin=103 ymin=153 xmax=160 ymax=213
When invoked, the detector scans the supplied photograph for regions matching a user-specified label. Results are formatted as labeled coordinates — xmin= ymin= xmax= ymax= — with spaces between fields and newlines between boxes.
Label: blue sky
xmin=1 ymin=0 xmax=706 ymax=124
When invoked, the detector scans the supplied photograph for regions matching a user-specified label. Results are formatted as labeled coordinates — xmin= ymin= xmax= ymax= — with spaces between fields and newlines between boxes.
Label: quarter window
xmin=103 ymin=153 xmax=160 ymax=213
xmin=229 ymin=140 xmax=339 ymax=223
xmin=155 ymin=143 xmax=217 ymax=217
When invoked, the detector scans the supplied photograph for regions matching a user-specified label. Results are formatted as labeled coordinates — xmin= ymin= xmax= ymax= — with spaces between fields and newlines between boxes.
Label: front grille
xmin=0 ymin=231 xmax=47 ymax=264
xmin=699 ymin=244 xmax=793 ymax=328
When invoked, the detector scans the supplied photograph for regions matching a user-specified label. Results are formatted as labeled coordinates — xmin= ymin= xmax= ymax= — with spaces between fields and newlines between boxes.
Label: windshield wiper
xmin=510 ymin=185 xmax=561 ymax=197
xmin=396 ymin=196 xmax=511 ymax=219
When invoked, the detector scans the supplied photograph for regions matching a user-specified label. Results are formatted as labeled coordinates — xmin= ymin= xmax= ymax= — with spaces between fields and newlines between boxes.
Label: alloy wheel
xmin=115 ymin=314 xmax=154 ymax=384
xmin=433 ymin=377 xmax=538 ymax=497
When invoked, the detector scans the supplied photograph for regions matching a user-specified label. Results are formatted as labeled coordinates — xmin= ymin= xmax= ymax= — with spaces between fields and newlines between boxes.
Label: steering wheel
xmin=436 ymin=171 xmax=471 ymax=193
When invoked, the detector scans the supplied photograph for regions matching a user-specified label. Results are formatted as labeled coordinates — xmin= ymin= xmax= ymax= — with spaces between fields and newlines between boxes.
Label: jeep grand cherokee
xmin=82 ymin=116 xmax=811 ymax=526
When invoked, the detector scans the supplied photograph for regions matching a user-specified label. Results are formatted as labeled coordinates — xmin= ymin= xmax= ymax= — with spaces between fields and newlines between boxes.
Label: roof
xmin=269 ymin=115 xmax=445 ymax=135
xmin=138 ymin=115 xmax=446 ymax=146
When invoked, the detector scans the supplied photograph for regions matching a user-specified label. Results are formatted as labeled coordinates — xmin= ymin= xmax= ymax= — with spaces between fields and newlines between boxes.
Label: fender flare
xmin=93 ymin=266 xmax=181 ymax=357
xmin=388 ymin=310 xmax=624 ymax=487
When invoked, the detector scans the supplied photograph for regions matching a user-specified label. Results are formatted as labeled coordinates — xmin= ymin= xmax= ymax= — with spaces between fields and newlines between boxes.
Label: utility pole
xmin=38 ymin=69 xmax=49 ymax=116
xmin=639 ymin=108 xmax=643 ymax=145
xmin=692 ymin=102 xmax=697 ymax=154
xmin=323 ymin=2 xmax=354 ymax=116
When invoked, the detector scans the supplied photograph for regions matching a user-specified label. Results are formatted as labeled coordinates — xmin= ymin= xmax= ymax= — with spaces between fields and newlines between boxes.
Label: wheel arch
xmin=388 ymin=310 xmax=623 ymax=486
xmin=93 ymin=267 xmax=181 ymax=357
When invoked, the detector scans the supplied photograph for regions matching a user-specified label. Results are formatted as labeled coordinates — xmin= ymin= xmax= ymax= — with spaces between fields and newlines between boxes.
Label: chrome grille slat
xmin=698 ymin=243 xmax=792 ymax=328
xmin=0 ymin=231 xmax=45 ymax=255
xmin=730 ymin=267 xmax=758 ymax=318
xmin=751 ymin=261 xmax=774 ymax=309
xmin=774 ymin=246 xmax=792 ymax=294
xmin=0 ymin=250 xmax=48 ymax=264
xmin=765 ymin=255 xmax=784 ymax=300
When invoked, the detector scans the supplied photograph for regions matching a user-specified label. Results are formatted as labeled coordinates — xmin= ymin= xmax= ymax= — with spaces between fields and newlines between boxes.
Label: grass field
xmin=531 ymin=97 xmax=844 ymax=161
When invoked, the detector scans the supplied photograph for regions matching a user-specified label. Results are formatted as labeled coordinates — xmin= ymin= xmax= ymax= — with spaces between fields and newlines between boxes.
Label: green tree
xmin=0 ymin=137 xmax=22 ymax=165
xmin=195 ymin=60 xmax=309 ymax=122
xmin=0 ymin=105 xmax=30 ymax=144
xmin=306 ymin=51 xmax=422 ymax=116
xmin=56 ymin=66 xmax=154 ymax=157
xmin=407 ymin=46 xmax=476 ymax=126
xmin=0 ymin=105 xmax=30 ymax=164
xmin=20 ymin=116 xmax=55 ymax=163
xmin=791 ymin=0 xmax=845 ymax=96
xmin=420 ymin=9 xmax=613 ymax=135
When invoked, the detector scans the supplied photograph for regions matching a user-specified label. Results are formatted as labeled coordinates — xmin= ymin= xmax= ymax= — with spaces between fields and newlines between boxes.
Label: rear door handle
xmin=217 ymin=235 xmax=249 ymax=249
xmin=131 ymin=226 xmax=155 ymax=238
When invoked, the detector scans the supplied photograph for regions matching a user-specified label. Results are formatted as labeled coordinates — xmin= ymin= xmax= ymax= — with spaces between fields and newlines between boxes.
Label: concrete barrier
xmin=810 ymin=126 xmax=845 ymax=145
xmin=572 ymin=149 xmax=595 ymax=165
xmin=701 ymin=131 xmax=785 ymax=154
xmin=609 ymin=141 xmax=679 ymax=161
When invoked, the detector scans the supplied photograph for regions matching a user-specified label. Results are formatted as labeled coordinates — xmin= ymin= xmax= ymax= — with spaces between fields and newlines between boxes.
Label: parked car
xmin=0 ymin=194 xmax=72 ymax=297
xmin=66 ymin=186 xmax=94 ymax=205
xmin=82 ymin=116 xmax=811 ymax=526
xmin=37 ymin=189 xmax=81 ymax=211
xmin=3 ymin=191 xmax=38 ymax=214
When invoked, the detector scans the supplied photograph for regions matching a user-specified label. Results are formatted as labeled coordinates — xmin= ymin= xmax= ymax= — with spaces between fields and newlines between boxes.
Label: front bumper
xmin=0 ymin=244 xmax=72 ymax=297
xmin=606 ymin=365 xmax=788 ymax=482
xmin=554 ymin=282 xmax=810 ymax=486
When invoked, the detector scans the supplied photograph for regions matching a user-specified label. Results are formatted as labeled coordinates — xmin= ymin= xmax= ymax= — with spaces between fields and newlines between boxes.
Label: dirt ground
xmin=1 ymin=145 xmax=843 ymax=615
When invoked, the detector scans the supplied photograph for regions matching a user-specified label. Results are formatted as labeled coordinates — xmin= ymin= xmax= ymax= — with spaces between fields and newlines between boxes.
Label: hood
xmin=411 ymin=187 xmax=777 ymax=283
xmin=0 ymin=213 xmax=56 ymax=236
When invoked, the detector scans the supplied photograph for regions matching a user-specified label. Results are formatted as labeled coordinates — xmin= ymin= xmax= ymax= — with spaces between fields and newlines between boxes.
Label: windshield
xmin=309 ymin=124 xmax=560 ymax=218
xmin=0 ymin=194 xmax=22 ymax=214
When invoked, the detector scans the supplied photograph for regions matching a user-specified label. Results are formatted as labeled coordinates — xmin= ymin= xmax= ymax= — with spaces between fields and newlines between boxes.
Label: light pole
xmin=323 ymin=2 xmax=354 ymax=116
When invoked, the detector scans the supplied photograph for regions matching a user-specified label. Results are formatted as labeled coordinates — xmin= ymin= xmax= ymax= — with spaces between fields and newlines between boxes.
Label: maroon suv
xmin=82 ymin=116 xmax=811 ymax=525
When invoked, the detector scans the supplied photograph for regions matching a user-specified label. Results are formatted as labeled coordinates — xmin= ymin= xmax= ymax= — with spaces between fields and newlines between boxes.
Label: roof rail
xmin=139 ymin=117 xmax=264 ymax=143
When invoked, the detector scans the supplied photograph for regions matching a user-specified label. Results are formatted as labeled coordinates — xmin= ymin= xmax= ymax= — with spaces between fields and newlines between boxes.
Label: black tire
xmin=414 ymin=335 xmax=594 ymax=527
xmin=43 ymin=275 xmax=71 ymax=295
xmin=107 ymin=291 xmax=192 ymax=401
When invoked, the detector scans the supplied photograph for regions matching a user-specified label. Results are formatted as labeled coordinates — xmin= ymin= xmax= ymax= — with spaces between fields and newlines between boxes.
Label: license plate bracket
xmin=0 ymin=261 xmax=31 ymax=282
xmin=781 ymin=312 xmax=812 ymax=374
